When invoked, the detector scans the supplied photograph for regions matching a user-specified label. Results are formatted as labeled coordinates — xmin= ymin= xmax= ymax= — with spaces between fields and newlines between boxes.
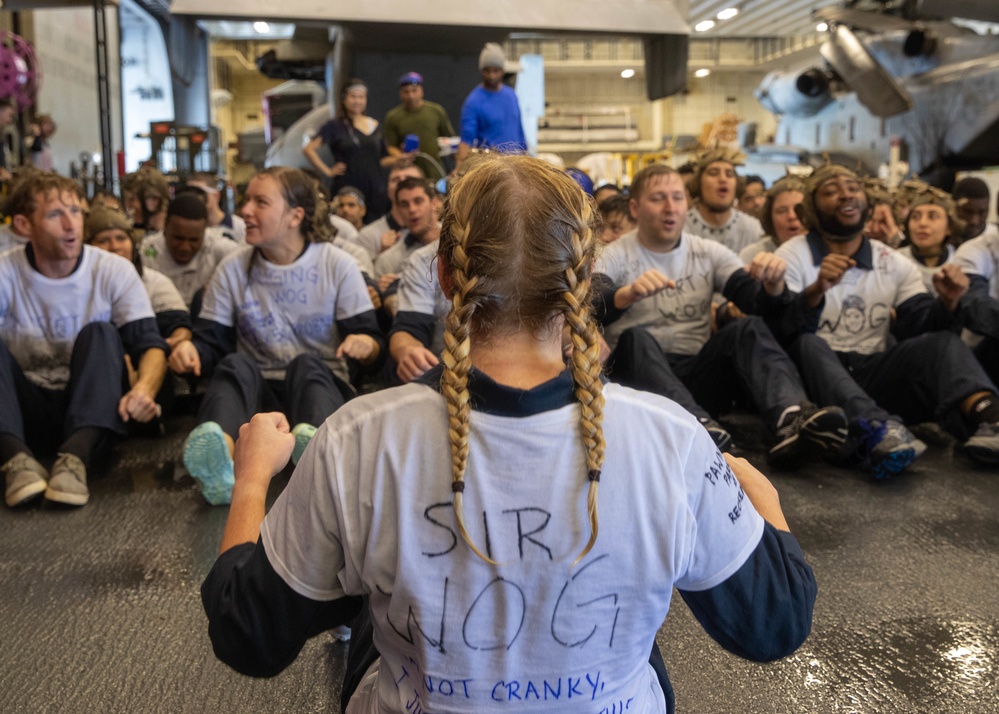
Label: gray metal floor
xmin=1 ymin=412 xmax=997 ymax=714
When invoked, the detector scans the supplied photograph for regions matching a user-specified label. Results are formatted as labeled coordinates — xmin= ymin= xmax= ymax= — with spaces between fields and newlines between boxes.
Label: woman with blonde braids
xmin=201 ymin=155 xmax=816 ymax=713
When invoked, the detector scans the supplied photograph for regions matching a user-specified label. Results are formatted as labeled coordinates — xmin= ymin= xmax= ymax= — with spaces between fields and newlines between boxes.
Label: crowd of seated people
xmin=2 ymin=147 xmax=998 ymax=516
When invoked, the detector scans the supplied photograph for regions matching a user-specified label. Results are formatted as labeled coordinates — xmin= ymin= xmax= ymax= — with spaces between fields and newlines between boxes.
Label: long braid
xmin=440 ymin=219 xmax=495 ymax=564
xmin=563 ymin=203 xmax=606 ymax=566
xmin=437 ymin=155 xmax=605 ymax=566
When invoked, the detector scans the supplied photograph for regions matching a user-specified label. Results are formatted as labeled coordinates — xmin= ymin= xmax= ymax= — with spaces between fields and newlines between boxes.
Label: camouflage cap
xmin=84 ymin=205 xmax=133 ymax=242
xmin=902 ymin=181 xmax=965 ymax=241
xmin=124 ymin=167 xmax=170 ymax=202
xmin=796 ymin=164 xmax=869 ymax=234
xmin=760 ymin=175 xmax=808 ymax=239
xmin=688 ymin=148 xmax=747 ymax=200
xmin=861 ymin=177 xmax=892 ymax=207
xmin=803 ymin=164 xmax=861 ymax=195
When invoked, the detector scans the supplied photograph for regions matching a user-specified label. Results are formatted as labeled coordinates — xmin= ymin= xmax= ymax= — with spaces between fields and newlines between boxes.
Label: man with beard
xmin=594 ymin=164 xmax=848 ymax=463
xmin=774 ymin=165 xmax=999 ymax=476
xmin=685 ymin=149 xmax=764 ymax=255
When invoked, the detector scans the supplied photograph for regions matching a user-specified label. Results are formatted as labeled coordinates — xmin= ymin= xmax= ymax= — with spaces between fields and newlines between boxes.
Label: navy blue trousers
xmin=787 ymin=331 xmax=996 ymax=440
xmin=0 ymin=322 xmax=128 ymax=455
xmin=606 ymin=317 xmax=808 ymax=431
xmin=199 ymin=353 xmax=351 ymax=439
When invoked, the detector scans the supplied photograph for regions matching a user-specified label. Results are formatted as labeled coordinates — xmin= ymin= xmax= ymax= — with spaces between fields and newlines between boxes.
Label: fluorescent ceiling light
xmin=253 ymin=21 xmax=270 ymax=33
xmin=621 ymin=68 xmax=636 ymax=79
xmin=717 ymin=8 xmax=739 ymax=20
xmin=694 ymin=20 xmax=716 ymax=32
xmin=695 ymin=68 xmax=711 ymax=78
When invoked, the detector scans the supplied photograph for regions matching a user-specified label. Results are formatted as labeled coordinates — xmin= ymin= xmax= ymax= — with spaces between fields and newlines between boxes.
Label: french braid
xmin=438 ymin=155 xmax=605 ymax=566
xmin=563 ymin=201 xmax=606 ymax=565
xmin=440 ymin=218 xmax=495 ymax=563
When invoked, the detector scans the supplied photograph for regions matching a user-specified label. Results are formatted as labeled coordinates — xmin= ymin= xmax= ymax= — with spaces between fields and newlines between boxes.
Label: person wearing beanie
xmin=895 ymin=182 xmax=963 ymax=293
xmin=140 ymin=192 xmax=239 ymax=310
xmin=0 ymin=172 xmax=168 ymax=508
xmin=454 ymin=42 xmax=527 ymax=172
xmin=382 ymin=72 xmax=455 ymax=182
xmin=123 ymin=167 xmax=170 ymax=235
xmin=773 ymin=165 xmax=999 ymax=475
xmin=685 ymin=148 xmax=765 ymax=255
xmin=85 ymin=205 xmax=192 ymax=351
xmin=740 ymin=176 xmax=808 ymax=263
xmin=861 ymin=177 xmax=905 ymax=249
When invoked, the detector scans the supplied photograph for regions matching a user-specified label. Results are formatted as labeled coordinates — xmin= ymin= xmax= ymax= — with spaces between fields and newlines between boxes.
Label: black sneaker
xmin=965 ymin=422 xmax=999 ymax=464
xmin=858 ymin=419 xmax=927 ymax=480
xmin=699 ymin=418 xmax=733 ymax=452
xmin=769 ymin=403 xmax=848 ymax=464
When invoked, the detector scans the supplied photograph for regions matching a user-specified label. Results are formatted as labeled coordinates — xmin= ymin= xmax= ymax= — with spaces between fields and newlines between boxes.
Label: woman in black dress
xmin=303 ymin=78 xmax=391 ymax=221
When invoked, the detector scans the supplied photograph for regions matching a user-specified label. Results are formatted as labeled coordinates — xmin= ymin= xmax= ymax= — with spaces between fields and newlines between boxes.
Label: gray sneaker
xmin=965 ymin=422 xmax=999 ymax=465
xmin=3 ymin=453 xmax=48 ymax=508
xmin=860 ymin=419 xmax=927 ymax=480
xmin=45 ymin=453 xmax=89 ymax=506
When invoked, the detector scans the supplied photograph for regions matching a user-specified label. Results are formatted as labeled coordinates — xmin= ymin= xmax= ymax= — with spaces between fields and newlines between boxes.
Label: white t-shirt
xmin=738 ymin=236 xmax=778 ymax=264
xmin=142 ymin=267 xmax=189 ymax=315
xmin=776 ymin=234 xmax=926 ymax=354
xmin=396 ymin=239 xmax=449 ymax=354
xmin=205 ymin=214 xmax=247 ymax=244
xmin=0 ymin=246 xmax=155 ymax=388
xmin=594 ymin=230 xmax=743 ymax=355
xmin=685 ymin=207 xmax=763 ymax=256
xmin=953 ymin=230 xmax=999 ymax=301
xmin=895 ymin=244 xmax=954 ymax=296
xmin=0 ymin=224 xmax=28 ymax=255
xmin=261 ymin=379 xmax=763 ymax=714
xmin=356 ymin=215 xmax=395 ymax=259
xmin=375 ymin=232 xmax=428 ymax=279
xmin=330 ymin=214 xmax=360 ymax=244
xmin=140 ymin=230 xmax=240 ymax=306
xmin=199 ymin=242 xmax=373 ymax=382
xmin=333 ymin=236 xmax=375 ymax=279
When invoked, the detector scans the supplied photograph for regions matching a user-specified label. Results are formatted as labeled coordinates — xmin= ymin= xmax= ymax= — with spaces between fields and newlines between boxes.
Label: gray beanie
xmin=479 ymin=42 xmax=506 ymax=70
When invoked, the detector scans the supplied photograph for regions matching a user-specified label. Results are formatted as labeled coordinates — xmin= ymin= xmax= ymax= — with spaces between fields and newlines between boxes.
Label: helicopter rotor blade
xmin=820 ymin=24 xmax=914 ymax=117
